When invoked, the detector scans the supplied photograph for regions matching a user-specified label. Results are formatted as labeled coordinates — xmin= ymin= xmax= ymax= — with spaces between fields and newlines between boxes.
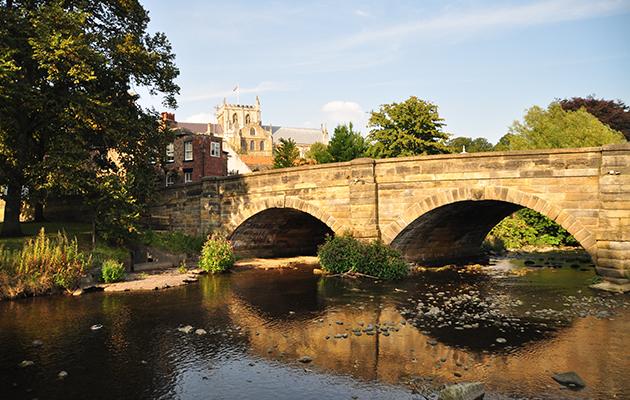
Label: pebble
xmin=57 ymin=371 xmax=68 ymax=380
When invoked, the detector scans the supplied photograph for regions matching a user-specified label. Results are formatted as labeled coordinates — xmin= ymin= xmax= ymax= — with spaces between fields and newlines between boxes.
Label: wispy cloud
xmin=322 ymin=101 xmax=368 ymax=128
xmin=180 ymin=81 xmax=300 ymax=103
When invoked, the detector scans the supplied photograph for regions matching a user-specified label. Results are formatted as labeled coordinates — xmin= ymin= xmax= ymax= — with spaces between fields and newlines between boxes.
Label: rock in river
xmin=438 ymin=382 xmax=485 ymax=400
xmin=552 ymin=371 xmax=587 ymax=388
xmin=298 ymin=356 xmax=313 ymax=364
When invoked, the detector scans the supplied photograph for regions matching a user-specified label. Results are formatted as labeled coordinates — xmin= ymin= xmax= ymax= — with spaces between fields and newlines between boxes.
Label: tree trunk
xmin=1 ymin=184 xmax=24 ymax=237
xmin=33 ymin=202 xmax=47 ymax=222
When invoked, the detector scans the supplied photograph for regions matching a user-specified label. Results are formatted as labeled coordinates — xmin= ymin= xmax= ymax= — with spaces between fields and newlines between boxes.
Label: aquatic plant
xmin=199 ymin=233 xmax=235 ymax=274
xmin=317 ymin=232 xmax=408 ymax=279
xmin=100 ymin=260 xmax=126 ymax=283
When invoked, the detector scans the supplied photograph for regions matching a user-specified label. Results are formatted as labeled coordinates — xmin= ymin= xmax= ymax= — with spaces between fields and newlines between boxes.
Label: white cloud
xmin=356 ymin=9 xmax=371 ymax=17
xmin=322 ymin=101 xmax=368 ymax=129
xmin=185 ymin=113 xmax=216 ymax=123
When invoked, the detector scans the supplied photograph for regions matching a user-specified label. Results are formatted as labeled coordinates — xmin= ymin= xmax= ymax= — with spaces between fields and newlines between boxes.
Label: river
xmin=1 ymin=250 xmax=629 ymax=399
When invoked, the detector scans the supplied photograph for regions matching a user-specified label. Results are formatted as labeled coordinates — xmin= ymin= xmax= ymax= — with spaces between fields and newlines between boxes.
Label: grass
xmin=0 ymin=222 xmax=93 ymax=252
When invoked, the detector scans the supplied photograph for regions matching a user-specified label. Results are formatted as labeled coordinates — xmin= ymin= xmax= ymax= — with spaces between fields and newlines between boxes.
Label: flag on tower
xmin=233 ymin=85 xmax=238 ymax=91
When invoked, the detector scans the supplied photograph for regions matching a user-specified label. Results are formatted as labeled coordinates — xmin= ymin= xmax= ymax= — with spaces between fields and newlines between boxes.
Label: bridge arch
xmin=382 ymin=186 xmax=597 ymax=266
xmin=225 ymin=197 xmax=341 ymax=258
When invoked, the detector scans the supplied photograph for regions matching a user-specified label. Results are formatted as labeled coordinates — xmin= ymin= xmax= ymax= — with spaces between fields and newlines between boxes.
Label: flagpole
xmin=237 ymin=86 xmax=239 ymax=105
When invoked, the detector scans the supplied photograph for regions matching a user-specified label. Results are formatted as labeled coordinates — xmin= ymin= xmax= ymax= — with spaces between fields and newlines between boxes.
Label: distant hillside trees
xmin=447 ymin=137 xmax=493 ymax=153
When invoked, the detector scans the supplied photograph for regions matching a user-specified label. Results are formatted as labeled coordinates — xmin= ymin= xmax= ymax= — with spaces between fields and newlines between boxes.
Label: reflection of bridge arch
xmin=383 ymin=186 xmax=597 ymax=265
xmin=226 ymin=198 xmax=338 ymax=258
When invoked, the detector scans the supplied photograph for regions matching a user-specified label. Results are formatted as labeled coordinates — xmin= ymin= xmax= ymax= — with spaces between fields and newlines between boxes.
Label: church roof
xmin=266 ymin=126 xmax=324 ymax=145
xmin=175 ymin=122 xmax=223 ymax=135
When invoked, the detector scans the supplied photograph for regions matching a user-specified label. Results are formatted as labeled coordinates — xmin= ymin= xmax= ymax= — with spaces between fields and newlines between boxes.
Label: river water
xmin=1 ymin=250 xmax=629 ymax=400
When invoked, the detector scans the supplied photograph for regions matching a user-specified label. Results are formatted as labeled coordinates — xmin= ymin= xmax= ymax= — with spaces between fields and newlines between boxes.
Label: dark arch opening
xmin=230 ymin=208 xmax=334 ymax=258
xmin=391 ymin=200 xmax=523 ymax=266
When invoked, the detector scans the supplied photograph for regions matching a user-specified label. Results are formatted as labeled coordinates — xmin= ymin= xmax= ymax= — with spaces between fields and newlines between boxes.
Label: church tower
xmin=216 ymin=97 xmax=272 ymax=157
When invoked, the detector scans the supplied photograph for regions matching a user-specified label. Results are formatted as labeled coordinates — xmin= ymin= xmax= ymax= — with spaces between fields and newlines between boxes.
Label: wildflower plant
xmin=100 ymin=260 xmax=126 ymax=283
xmin=199 ymin=233 xmax=235 ymax=274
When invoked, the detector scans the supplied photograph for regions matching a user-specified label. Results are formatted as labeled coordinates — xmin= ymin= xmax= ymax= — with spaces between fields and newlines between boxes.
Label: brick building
xmin=159 ymin=113 xmax=227 ymax=186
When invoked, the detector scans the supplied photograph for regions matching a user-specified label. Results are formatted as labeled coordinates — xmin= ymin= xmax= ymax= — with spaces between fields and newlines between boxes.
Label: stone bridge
xmin=151 ymin=143 xmax=630 ymax=290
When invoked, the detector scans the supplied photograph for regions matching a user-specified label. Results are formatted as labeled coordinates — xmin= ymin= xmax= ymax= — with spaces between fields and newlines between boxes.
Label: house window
xmin=250 ymin=128 xmax=255 ymax=136
xmin=210 ymin=142 xmax=220 ymax=157
xmin=250 ymin=141 xmax=255 ymax=151
xmin=166 ymin=143 xmax=174 ymax=162
xmin=166 ymin=175 xmax=175 ymax=186
xmin=260 ymin=141 xmax=264 ymax=151
xmin=184 ymin=171 xmax=192 ymax=183
xmin=184 ymin=142 xmax=193 ymax=161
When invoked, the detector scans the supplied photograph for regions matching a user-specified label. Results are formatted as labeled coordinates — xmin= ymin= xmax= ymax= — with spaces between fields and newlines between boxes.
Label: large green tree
xmin=366 ymin=96 xmax=451 ymax=158
xmin=305 ymin=141 xmax=333 ymax=164
xmin=506 ymin=103 xmax=625 ymax=150
xmin=328 ymin=122 xmax=367 ymax=162
xmin=559 ymin=95 xmax=630 ymax=141
xmin=0 ymin=0 xmax=179 ymax=238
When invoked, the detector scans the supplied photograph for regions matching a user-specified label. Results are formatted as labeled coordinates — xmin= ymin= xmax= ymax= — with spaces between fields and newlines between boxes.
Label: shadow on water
xmin=1 ymin=250 xmax=629 ymax=400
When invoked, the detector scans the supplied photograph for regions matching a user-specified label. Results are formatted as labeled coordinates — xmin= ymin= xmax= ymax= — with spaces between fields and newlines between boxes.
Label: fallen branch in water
xmin=328 ymin=270 xmax=380 ymax=280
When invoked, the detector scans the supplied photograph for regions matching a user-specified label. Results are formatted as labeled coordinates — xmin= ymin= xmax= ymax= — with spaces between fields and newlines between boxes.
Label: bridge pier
xmin=348 ymin=158 xmax=380 ymax=241
xmin=593 ymin=143 xmax=630 ymax=292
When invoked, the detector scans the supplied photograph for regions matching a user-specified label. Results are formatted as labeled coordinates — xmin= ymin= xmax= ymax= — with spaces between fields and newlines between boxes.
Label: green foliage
xmin=317 ymin=233 xmax=408 ymax=279
xmin=328 ymin=123 xmax=367 ymax=162
xmin=142 ymin=230 xmax=205 ymax=255
xmin=559 ymin=95 xmax=630 ymax=141
xmin=506 ymin=103 xmax=626 ymax=151
xmin=305 ymin=142 xmax=333 ymax=164
xmin=367 ymin=96 xmax=451 ymax=158
xmin=0 ymin=0 xmax=179 ymax=237
xmin=486 ymin=209 xmax=578 ymax=250
xmin=272 ymin=138 xmax=302 ymax=169
xmin=447 ymin=137 xmax=493 ymax=153
xmin=0 ymin=228 xmax=86 ymax=298
xmin=100 ymin=260 xmax=126 ymax=283
xmin=199 ymin=233 xmax=235 ymax=274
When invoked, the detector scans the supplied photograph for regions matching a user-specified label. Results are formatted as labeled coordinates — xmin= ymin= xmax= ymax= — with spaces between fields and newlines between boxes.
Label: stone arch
xmin=224 ymin=196 xmax=343 ymax=237
xmin=382 ymin=186 xmax=597 ymax=260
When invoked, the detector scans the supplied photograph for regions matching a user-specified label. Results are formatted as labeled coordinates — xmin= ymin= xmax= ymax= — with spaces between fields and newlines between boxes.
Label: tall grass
xmin=0 ymin=228 xmax=87 ymax=299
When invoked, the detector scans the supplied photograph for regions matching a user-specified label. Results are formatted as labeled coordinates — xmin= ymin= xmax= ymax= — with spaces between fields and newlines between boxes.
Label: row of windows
xmin=165 ymin=141 xmax=221 ymax=162
xmin=241 ymin=140 xmax=265 ymax=151
xmin=233 ymin=114 xmax=252 ymax=124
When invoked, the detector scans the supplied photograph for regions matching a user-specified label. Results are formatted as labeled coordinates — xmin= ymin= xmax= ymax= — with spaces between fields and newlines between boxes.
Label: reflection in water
xmin=0 ymin=251 xmax=629 ymax=399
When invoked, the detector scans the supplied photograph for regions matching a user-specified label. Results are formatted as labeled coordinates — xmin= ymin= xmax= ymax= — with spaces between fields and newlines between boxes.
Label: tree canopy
xmin=559 ymin=95 xmax=630 ymax=141
xmin=0 ymin=0 xmax=180 ymax=238
xmin=447 ymin=137 xmax=493 ymax=153
xmin=272 ymin=138 xmax=301 ymax=169
xmin=366 ymin=96 xmax=451 ymax=158
xmin=304 ymin=142 xmax=333 ymax=164
xmin=505 ymin=103 xmax=625 ymax=151
xmin=328 ymin=122 xmax=367 ymax=162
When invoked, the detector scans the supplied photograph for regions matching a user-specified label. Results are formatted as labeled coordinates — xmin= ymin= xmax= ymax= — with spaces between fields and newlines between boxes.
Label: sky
xmin=136 ymin=0 xmax=630 ymax=145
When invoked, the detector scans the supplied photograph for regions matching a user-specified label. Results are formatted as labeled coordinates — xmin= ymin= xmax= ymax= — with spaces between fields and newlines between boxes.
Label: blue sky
xmin=137 ymin=0 xmax=630 ymax=145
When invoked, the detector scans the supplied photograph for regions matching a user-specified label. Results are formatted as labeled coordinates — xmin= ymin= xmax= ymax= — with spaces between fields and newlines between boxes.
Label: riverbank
xmin=81 ymin=256 xmax=321 ymax=294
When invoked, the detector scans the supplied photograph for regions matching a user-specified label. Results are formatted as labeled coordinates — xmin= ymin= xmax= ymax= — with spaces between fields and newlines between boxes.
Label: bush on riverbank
xmin=0 ymin=228 xmax=87 ymax=299
xmin=317 ymin=233 xmax=408 ymax=279
xmin=199 ymin=233 xmax=235 ymax=274
xmin=100 ymin=260 xmax=126 ymax=283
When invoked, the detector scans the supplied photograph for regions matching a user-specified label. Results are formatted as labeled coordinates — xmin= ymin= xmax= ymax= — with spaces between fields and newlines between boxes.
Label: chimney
xmin=161 ymin=112 xmax=175 ymax=121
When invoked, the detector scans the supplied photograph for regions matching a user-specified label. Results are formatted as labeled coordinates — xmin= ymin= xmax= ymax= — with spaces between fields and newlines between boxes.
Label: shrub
xmin=101 ymin=260 xmax=126 ymax=283
xmin=199 ymin=233 xmax=235 ymax=274
xmin=317 ymin=232 xmax=408 ymax=279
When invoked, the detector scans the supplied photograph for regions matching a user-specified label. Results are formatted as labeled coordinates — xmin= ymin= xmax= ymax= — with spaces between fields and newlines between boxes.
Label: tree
xmin=366 ymin=96 xmax=451 ymax=158
xmin=327 ymin=122 xmax=367 ymax=162
xmin=305 ymin=142 xmax=333 ymax=164
xmin=272 ymin=138 xmax=301 ymax=169
xmin=506 ymin=103 xmax=625 ymax=151
xmin=492 ymin=134 xmax=514 ymax=152
xmin=0 ymin=0 xmax=179 ymax=237
xmin=447 ymin=137 xmax=493 ymax=153
xmin=559 ymin=95 xmax=630 ymax=141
